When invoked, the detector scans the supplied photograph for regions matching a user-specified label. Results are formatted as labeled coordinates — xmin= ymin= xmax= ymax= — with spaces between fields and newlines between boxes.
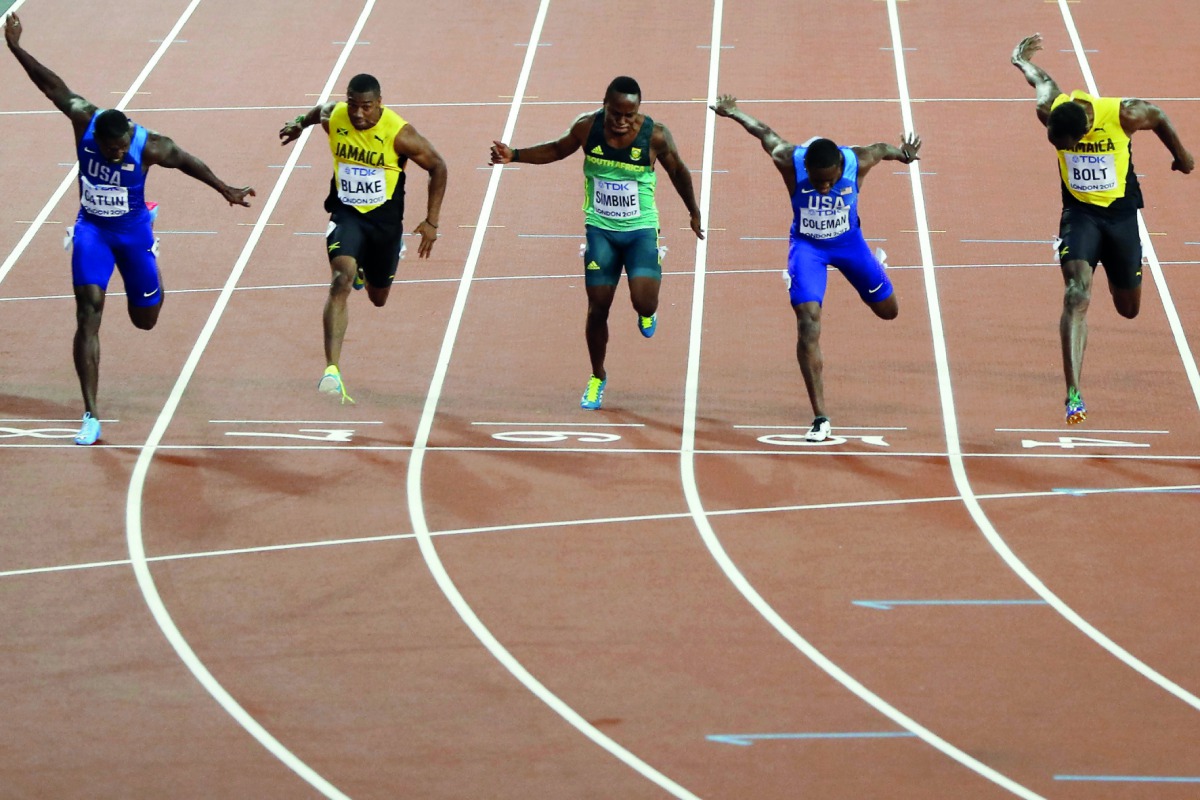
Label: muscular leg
xmin=324 ymin=255 xmax=357 ymax=366
xmin=127 ymin=295 xmax=163 ymax=331
xmin=585 ymin=283 xmax=618 ymax=380
xmin=73 ymin=285 xmax=106 ymax=416
xmin=868 ymin=294 xmax=899 ymax=321
xmin=627 ymin=276 xmax=660 ymax=318
xmin=794 ymin=300 xmax=825 ymax=418
xmin=1060 ymin=258 xmax=1094 ymax=395
xmin=1110 ymin=285 xmax=1141 ymax=320
xmin=366 ymin=283 xmax=390 ymax=308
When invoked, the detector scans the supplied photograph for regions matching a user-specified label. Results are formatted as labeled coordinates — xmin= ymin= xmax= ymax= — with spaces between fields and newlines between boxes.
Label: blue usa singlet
xmin=77 ymin=112 xmax=152 ymax=228
xmin=789 ymin=142 xmax=861 ymax=243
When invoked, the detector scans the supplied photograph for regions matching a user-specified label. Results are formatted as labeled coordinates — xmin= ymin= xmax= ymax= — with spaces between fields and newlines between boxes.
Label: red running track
xmin=2 ymin=1 xmax=1200 ymax=798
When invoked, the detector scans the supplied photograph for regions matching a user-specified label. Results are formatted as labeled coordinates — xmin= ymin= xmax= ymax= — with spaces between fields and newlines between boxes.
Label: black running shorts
xmin=325 ymin=206 xmax=404 ymax=289
xmin=1057 ymin=205 xmax=1143 ymax=290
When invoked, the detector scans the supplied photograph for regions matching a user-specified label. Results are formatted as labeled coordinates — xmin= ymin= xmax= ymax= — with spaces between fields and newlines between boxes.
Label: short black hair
xmin=94 ymin=109 xmax=131 ymax=141
xmin=1047 ymin=102 xmax=1089 ymax=144
xmin=347 ymin=73 xmax=381 ymax=97
xmin=605 ymin=76 xmax=642 ymax=102
xmin=804 ymin=138 xmax=841 ymax=171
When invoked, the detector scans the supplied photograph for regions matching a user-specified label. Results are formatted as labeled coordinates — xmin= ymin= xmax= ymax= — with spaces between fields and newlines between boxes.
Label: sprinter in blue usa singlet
xmin=712 ymin=93 xmax=920 ymax=443
xmin=6 ymin=12 xmax=255 ymax=444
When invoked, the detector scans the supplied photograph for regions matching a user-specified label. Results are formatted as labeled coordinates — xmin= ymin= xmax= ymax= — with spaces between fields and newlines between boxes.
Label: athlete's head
xmin=1047 ymin=101 xmax=1089 ymax=149
xmin=346 ymin=73 xmax=383 ymax=130
xmin=603 ymin=76 xmax=642 ymax=138
xmin=94 ymin=109 xmax=133 ymax=163
xmin=803 ymin=138 xmax=844 ymax=194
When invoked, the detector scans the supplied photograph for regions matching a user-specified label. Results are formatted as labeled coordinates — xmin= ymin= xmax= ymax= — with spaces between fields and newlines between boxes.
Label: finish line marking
xmin=210 ymin=419 xmax=383 ymax=425
xmin=998 ymin=427 xmax=1169 ymax=435
xmin=708 ymin=732 xmax=917 ymax=746
xmin=1055 ymin=775 xmax=1200 ymax=783
xmin=6 ymin=478 xmax=1200 ymax=580
xmin=471 ymin=421 xmax=645 ymax=427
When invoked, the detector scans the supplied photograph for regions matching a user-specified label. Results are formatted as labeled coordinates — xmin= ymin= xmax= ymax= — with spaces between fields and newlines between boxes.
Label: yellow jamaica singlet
xmin=327 ymin=103 xmax=407 ymax=215
xmin=1051 ymin=91 xmax=1135 ymax=209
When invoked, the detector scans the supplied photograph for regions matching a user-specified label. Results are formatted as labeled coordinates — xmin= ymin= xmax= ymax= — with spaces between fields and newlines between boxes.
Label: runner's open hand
xmin=899 ymin=132 xmax=922 ymax=163
xmin=710 ymin=94 xmax=738 ymax=117
xmin=413 ymin=219 xmax=438 ymax=257
xmin=279 ymin=118 xmax=304 ymax=146
xmin=221 ymin=186 xmax=255 ymax=207
xmin=1012 ymin=33 xmax=1043 ymax=65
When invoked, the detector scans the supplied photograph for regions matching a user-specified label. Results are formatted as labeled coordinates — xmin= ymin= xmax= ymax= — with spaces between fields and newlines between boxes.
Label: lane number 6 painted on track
xmin=491 ymin=430 xmax=622 ymax=444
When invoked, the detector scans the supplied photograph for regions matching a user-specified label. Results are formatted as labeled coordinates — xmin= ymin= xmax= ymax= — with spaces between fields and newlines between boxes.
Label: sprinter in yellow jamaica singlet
xmin=1012 ymin=34 xmax=1193 ymax=425
xmin=280 ymin=73 xmax=448 ymax=403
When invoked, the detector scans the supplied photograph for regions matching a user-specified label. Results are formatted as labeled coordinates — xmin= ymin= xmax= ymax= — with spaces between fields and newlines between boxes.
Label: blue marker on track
xmin=853 ymin=600 xmax=1047 ymax=611
xmin=708 ymin=732 xmax=916 ymax=746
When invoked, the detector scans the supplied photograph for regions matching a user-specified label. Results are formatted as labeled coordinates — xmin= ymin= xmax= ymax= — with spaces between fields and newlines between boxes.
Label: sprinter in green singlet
xmin=490 ymin=76 xmax=704 ymax=410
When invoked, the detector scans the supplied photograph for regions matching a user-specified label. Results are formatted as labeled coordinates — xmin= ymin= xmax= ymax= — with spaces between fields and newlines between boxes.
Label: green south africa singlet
xmin=582 ymin=111 xmax=658 ymax=231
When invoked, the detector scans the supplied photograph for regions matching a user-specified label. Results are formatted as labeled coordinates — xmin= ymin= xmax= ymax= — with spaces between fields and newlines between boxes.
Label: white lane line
xmin=0 ymin=417 xmax=118 ymax=423
xmin=1058 ymin=1 xmax=1200 ymax=414
xmin=10 ymin=440 xmax=1200 ymax=462
xmin=733 ymin=425 xmax=908 ymax=430
xmin=401 ymin=3 xmax=700 ymax=797
xmin=889 ymin=0 xmax=1200 ymax=741
xmin=470 ymin=421 xmax=646 ymax=427
xmin=5 ymin=96 xmax=1200 ymax=118
xmin=969 ymin=0 xmax=1200 ymax=714
xmin=996 ymin=428 xmax=1169 ymax=434
xmin=10 ymin=480 xmax=1200 ymax=582
xmin=0 ymin=0 xmax=205 ymax=288
xmin=7 ymin=259 xmax=1200 ymax=304
xmin=678 ymin=1 xmax=1042 ymax=795
xmin=122 ymin=4 xmax=386 ymax=798
xmin=209 ymin=419 xmax=384 ymax=425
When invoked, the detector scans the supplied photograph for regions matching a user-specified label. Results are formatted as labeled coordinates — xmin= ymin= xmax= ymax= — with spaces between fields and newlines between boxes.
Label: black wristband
xmin=512 ymin=148 xmax=520 ymax=163
xmin=424 ymin=219 xmax=438 ymax=229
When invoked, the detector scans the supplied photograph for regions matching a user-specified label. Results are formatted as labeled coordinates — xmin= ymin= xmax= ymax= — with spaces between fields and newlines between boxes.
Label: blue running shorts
xmin=786 ymin=231 xmax=892 ymax=306
xmin=71 ymin=215 xmax=161 ymax=306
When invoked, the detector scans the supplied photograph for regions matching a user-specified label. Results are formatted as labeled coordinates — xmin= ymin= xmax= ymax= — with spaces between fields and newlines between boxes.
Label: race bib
xmin=1065 ymin=152 xmax=1117 ymax=193
xmin=593 ymin=178 xmax=640 ymax=220
xmin=81 ymin=176 xmax=129 ymax=218
xmin=798 ymin=205 xmax=851 ymax=240
xmin=337 ymin=162 xmax=387 ymax=206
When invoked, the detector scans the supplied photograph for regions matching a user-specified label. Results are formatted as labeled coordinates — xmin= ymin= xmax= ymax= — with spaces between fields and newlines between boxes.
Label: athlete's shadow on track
xmin=0 ymin=393 xmax=80 ymax=420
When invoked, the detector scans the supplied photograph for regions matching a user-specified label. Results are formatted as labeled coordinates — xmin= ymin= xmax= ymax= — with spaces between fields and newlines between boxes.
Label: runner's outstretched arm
xmin=853 ymin=134 xmax=922 ymax=185
xmin=145 ymin=134 xmax=255 ymax=206
xmin=710 ymin=93 xmax=796 ymax=194
xmin=1011 ymin=33 xmax=1061 ymax=125
xmin=490 ymin=112 xmax=590 ymax=165
xmin=5 ymin=14 xmax=95 ymax=128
